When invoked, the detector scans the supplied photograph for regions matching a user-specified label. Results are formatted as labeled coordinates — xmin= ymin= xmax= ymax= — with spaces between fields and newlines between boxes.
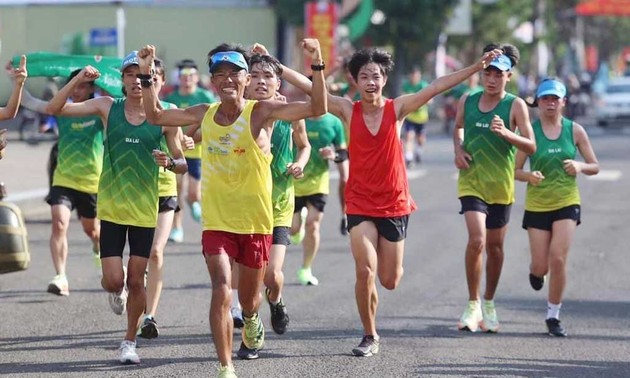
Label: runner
xmin=139 ymin=58 xmax=193 ymax=339
xmin=289 ymin=112 xmax=347 ymax=286
xmin=45 ymin=51 xmax=188 ymax=365
xmin=10 ymin=68 xmax=104 ymax=295
xmin=230 ymin=52 xmax=311 ymax=359
xmin=515 ymin=78 xmax=599 ymax=337
xmin=453 ymin=43 xmax=536 ymax=333
xmin=401 ymin=66 xmax=430 ymax=166
xmin=137 ymin=39 xmax=326 ymax=378
xmin=165 ymin=59 xmax=217 ymax=242
xmin=1 ymin=55 xmax=27 ymax=121
xmin=273 ymin=44 xmax=503 ymax=356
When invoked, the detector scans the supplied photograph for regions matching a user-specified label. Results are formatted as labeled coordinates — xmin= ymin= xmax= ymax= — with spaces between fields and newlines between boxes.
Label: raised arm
xmin=0 ymin=56 xmax=27 ymax=121
xmin=251 ymin=42 xmax=352 ymax=125
xmin=138 ymin=45 xmax=207 ymax=127
xmin=453 ymin=94 xmax=472 ymax=170
xmin=395 ymin=49 xmax=501 ymax=121
xmin=45 ymin=66 xmax=111 ymax=119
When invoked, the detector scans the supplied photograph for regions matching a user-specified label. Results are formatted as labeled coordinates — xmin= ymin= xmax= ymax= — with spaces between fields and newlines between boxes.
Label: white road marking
xmin=586 ymin=169 xmax=622 ymax=181
xmin=4 ymin=188 xmax=48 ymax=203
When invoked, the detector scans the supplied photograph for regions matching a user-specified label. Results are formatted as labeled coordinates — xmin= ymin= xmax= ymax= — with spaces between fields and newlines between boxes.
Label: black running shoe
xmin=529 ymin=273 xmax=545 ymax=291
xmin=231 ymin=307 xmax=244 ymax=329
xmin=340 ymin=216 xmax=348 ymax=236
xmin=546 ymin=318 xmax=567 ymax=337
xmin=351 ymin=335 xmax=380 ymax=357
xmin=139 ymin=316 xmax=159 ymax=339
xmin=237 ymin=342 xmax=260 ymax=360
xmin=266 ymin=288 xmax=289 ymax=335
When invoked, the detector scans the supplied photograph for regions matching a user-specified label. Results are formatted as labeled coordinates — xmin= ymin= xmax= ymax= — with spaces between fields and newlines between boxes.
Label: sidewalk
xmin=0 ymin=129 xmax=53 ymax=219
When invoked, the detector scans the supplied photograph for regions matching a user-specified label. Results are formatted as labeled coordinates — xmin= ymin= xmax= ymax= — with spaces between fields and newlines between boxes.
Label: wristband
xmin=166 ymin=156 xmax=175 ymax=171
xmin=310 ymin=63 xmax=326 ymax=71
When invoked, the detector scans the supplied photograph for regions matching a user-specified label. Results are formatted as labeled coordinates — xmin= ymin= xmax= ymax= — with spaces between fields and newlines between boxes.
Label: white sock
xmin=405 ymin=151 xmax=413 ymax=161
xmin=546 ymin=302 xmax=561 ymax=320
xmin=231 ymin=289 xmax=241 ymax=309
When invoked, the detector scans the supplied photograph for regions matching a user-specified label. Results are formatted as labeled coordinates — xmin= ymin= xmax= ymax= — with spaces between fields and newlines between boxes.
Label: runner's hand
xmin=13 ymin=55 xmax=28 ymax=85
xmin=251 ymin=43 xmax=270 ymax=56
xmin=454 ymin=145 xmax=472 ymax=170
xmin=138 ymin=45 xmax=156 ymax=74
xmin=78 ymin=66 xmax=100 ymax=83
xmin=300 ymin=39 xmax=322 ymax=60
xmin=528 ymin=171 xmax=545 ymax=186
xmin=286 ymin=162 xmax=304 ymax=179
xmin=563 ymin=159 xmax=581 ymax=176
xmin=490 ymin=115 xmax=508 ymax=138
xmin=152 ymin=149 xmax=169 ymax=168
xmin=181 ymin=135 xmax=195 ymax=151
xmin=319 ymin=146 xmax=335 ymax=160
xmin=479 ymin=49 xmax=503 ymax=70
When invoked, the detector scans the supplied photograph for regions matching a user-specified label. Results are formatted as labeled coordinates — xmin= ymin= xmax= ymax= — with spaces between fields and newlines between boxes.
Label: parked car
xmin=595 ymin=77 xmax=630 ymax=127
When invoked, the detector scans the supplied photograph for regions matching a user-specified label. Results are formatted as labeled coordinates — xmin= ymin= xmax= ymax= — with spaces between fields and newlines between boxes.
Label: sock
xmin=269 ymin=295 xmax=280 ymax=306
xmin=405 ymin=151 xmax=413 ymax=161
xmin=231 ymin=289 xmax=241 ymax=309
xmin=546 ymin=302 xmax=561 ymax=320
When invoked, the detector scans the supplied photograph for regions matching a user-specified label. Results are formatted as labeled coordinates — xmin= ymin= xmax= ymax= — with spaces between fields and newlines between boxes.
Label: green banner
xmin=12 ymin=52 xmax=123 ymax=97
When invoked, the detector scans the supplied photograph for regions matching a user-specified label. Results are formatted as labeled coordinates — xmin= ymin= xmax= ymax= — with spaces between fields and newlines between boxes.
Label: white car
xmin=595 ymin=77 xmax=630 ymax=127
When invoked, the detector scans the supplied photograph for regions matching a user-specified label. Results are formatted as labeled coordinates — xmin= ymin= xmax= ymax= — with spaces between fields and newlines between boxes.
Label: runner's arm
xmin=162 ymin=126 xmax=188 ymax=174
xmin=0 ymin=56 xmax=27 ymax=121
xmin=288 ymin=119 xmax=310 ymax=179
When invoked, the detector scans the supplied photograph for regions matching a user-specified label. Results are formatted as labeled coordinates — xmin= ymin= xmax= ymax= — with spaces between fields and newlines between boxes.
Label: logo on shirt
xmin=219 ymin=134 xmax=232 ymax=145
xmin=475 ymin=121 xmax=489 ymax=128
xmin=70 ymin=120 xmax=97 ymax=130
xmin=233 ymin=147 xmax=246 ymax=155
xmin=548 ymin=148 xmax=562 ymax=154
xmin=125 ymin=137 xmax=140 ymax=144
xmin=207 ymin=146 xmax=228 ymax=155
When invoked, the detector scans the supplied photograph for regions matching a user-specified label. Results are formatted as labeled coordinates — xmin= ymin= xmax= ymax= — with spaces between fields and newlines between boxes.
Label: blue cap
xmin=121 ymin=51 xmax=139 ymax=71
xmin=487 ymin=54 xmax=512 ymax=72
xmin=536 ymin=79 xmax=567 ymax=99
xmin=209 ymin=51 xmax=248 ymax=74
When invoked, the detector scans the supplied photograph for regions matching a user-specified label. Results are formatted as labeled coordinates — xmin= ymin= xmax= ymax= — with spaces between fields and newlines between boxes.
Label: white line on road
xmin=587 ymin=169 xmax=622 ymax=181
xmin=4 ymin=188 xmax=48 ymax=203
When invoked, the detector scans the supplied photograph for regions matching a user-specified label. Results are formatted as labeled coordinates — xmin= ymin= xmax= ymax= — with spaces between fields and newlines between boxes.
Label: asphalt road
xmin=1 ymin=124 xmax=629 ymax=377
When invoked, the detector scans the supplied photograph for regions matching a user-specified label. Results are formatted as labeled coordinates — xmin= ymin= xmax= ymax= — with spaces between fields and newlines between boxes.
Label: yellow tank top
xmin=200 ymin=100 xmax=273 ymax=234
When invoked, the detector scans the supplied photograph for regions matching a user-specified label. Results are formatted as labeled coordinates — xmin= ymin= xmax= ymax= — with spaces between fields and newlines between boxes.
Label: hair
xmin=249 ymin=53 xmax=283 ymax=77
xmin=176 ymin=58 xmax=197 ymax=70
xmin=525 ymin=76 xmax=564 ymax=108
xmin=347 ymin=48 xmax=394 ymax=82
xmin=483 ymin=43 xmax=520 ymax=68
xmin=207 ymin=43 xmax=250 ymax=73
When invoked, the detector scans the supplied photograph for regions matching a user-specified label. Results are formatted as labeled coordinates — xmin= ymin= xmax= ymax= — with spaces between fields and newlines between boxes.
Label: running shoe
xmin=546 ymin=318 xmax=567 ymax=337
xmin=297 ymin=267 xmax=319 ymax=286
xmin=190 ymin=201 xmax=202 ymax=223
xmin=47 ymin=274 xmax=69 ymax=296
xmin=340 ymin=215 xmax=348 ymax=236
xmin=289 ymin=207 xmax=307 ymax=245
xmin=236 ymin=341 xmax=260 ymax=360
xmin=118 ymin=340 xmax=140 ymax=364
xmin=217 ymin=363 xmax=237 ymax=378
xmin=266 ymin=288 xmax=289 ymax=335
xmin=351 ymin=335 xmax=380 ymax=357
xmin=529 ymin=273 xmax=545 ymax=291
xmin=241 ymin=312 xmax=264 ymax=350
xmin=457 ymin=300 xmax=482 ymax=332
xmin=168 ymin=227 xmax=184 ymax=243
xmin=231 ymin=307 xmax=244 ymax=329
xmin=139 ymin=315 xmax=159 ymax=339
xmin=480 ymin=300 xmax=500 ymax=333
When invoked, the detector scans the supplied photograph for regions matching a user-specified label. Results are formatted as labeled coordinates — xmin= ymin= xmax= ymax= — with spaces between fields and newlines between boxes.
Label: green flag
xmin=12 ymin=52 xmax=123 ymax=97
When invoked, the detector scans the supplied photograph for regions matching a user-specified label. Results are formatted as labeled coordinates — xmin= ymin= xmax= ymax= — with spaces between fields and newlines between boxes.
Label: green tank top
xmin=270 ymin=120 xmax=295 ymax=227
xmin=458 ymin=91 xmax=517 ymax=204
xmin=526 ymin=118 xmax=579 ymax=211
xmin=53 ymin=115 xmax=103 ymax=193
xmin=98 ymin=98 xmax=163 ymax=227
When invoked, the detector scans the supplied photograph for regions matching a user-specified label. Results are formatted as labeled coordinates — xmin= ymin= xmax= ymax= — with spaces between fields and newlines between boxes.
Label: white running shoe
xmin=47 ymin=274 xmax=69 ymax=296
xmin=480 ymin=300 xmax=500 ymax=333
xmin=118 ymin=340 xmax=140 ymax=364
xmin=457 ymin=300 xmax=482 ymax=332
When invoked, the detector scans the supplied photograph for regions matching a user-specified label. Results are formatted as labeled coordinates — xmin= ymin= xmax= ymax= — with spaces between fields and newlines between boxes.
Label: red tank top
xmin=345 ymin=99 xmax=417 ymax=217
